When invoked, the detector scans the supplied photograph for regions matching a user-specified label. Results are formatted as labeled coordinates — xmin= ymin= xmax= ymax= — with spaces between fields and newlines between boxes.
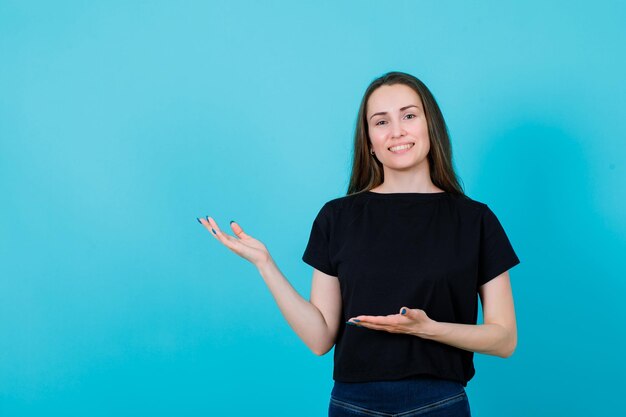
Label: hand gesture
xmin=198 ymin=216 xmax=270 ymax=267
xmin=346 ymin=307 xmax=436 ymax=338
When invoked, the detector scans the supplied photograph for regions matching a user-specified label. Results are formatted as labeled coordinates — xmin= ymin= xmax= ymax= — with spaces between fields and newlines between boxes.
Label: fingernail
xmin=401 ymin=308 xmax=406 ymax=315
xmin=205 ymin=215 xmax=210 ymax=221
xmin=197 ymin=217 xmax=202 ymax=224
xmin=212 ymin=228 xmax=216 ymax=234
xmin=346 ymin=321 xmax=356 ymax=326
xmin=230 ymin=220 xmax=235 ymax=225
xmin=353 ymin=319 xmax=360 ymax=322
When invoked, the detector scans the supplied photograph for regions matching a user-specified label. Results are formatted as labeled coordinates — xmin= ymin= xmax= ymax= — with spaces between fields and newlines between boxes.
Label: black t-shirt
xmin=301 ymin=190 xmax=521 ymax=386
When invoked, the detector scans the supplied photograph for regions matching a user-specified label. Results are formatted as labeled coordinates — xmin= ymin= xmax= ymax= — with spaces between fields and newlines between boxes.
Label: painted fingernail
xmin=230 ymin=220 xmax=235 ymax=225
xmin=197 ymin=217 xmax=202 ymax=224
xmin=205 ymin=215 xmax=210 ymax=221
xmin=353 ymin=319 xmax=360 ymax=322
xmin=212 ymin=228 xmax=216 ymax=234
xmin=346 ymin=321 xmax=356 ymax=326
xmin=401 ymin=308 xmax=406 ymax=315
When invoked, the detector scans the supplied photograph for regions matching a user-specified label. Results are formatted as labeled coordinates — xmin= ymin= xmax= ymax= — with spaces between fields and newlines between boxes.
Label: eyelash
xmin=375 ymin=114 xmax=416 ymax=126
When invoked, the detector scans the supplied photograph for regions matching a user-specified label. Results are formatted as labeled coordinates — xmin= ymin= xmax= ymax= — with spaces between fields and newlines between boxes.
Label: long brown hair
xmin=346 ymin=71 xmax=465 ymax=196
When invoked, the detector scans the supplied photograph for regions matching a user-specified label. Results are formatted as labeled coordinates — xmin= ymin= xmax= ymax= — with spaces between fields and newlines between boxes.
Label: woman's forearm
xmin=256 ymin=256 xmax=333 ymax=355
xmin=419 ymin=321 xmax=516 ymax=358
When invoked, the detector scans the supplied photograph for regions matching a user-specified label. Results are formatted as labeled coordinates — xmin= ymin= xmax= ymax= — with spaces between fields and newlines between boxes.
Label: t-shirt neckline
xmin=364 ymin=190 xmax=449 ymax=199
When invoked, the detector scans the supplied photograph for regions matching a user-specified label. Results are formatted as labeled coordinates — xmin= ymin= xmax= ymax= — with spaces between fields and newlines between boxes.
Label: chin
xmin=384 ymin=158 xmax=427 ymax=171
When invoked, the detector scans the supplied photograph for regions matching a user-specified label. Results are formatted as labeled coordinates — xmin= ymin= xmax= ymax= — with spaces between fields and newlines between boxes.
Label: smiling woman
xmin=367 ymin=85 xmax=432 ymax=173
xmin=199 ymin=71 xmax=520 ymax=417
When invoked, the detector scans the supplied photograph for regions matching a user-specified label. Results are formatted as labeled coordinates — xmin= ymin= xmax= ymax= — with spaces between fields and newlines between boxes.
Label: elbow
xmin=311 ymin=346 xmax=332 ymax=356
xmin=311 ymin=342 xmax=334 ymax=356
xmin=499 ymin=329 xmax=517 ymax=358
xmin=500 ymin=345 xmax=516 ymax=358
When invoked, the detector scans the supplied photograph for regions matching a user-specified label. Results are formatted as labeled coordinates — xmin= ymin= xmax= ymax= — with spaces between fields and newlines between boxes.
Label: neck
xmin=375 ymin=166 xmax=441 ymax=193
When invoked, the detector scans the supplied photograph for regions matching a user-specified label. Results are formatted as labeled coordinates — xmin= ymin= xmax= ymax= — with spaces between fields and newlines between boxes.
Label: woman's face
xmin=366 ymin=84 xmax=431 ymax=173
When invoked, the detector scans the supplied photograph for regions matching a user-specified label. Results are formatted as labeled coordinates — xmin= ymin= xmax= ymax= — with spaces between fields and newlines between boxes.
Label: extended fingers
xmin=354 ymin=322 xmax=386 ymax=331
xmin=350 ymin=315 xmax=401 ymax=325
xmin=199 ymin=217 xmax=244 ymax=237
xmin=199 ymin=216 xmax=239 ymax=246
xmin=206 ymin=216 xmax=220 ymax=233
xmin=197 ymin=216 xmax=216 ymax=234
xmin=349 ymin=321 xmax=402 ymax=333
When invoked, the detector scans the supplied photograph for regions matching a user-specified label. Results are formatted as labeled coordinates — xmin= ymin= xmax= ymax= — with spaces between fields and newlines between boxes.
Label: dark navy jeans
xmin=328 ymin=376 xmax=471 ymax=416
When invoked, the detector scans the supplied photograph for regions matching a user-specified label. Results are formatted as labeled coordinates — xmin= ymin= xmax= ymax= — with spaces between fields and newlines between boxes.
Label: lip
xmin=388 ymin=142 xmax=415 ymax=153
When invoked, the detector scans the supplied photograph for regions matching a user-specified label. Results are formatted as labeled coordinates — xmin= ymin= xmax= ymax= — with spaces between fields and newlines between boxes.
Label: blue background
xmin=1 ymin=1 xmax=625 ymax=415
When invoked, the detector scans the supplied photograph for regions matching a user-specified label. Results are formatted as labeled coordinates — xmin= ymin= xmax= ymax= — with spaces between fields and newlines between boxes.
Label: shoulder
xmin=451 ymin=195 xmax=514 ymax=233
xmin=445 ymin=193 xmax=501 ymax=227
xmin=450 ymin=193 xmax=488 ymax=211
xmin=321 ymin=192 xmax=366 ymax=212
xmin=435 ymin=192 xmax=488 ymax=215
xmin=312 ymin=193 xmax=369 ymax=226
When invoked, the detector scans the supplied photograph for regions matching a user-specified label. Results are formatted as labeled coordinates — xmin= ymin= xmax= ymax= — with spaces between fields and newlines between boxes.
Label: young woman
xmin=199 ymin=71 xmax=520 ymax=416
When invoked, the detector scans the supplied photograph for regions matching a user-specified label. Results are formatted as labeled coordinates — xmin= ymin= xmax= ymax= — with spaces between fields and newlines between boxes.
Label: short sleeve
xmin=477 ymin=205 xmax=521 ymax=287
xmin=302 ymin=202 xmax=338 ymax=277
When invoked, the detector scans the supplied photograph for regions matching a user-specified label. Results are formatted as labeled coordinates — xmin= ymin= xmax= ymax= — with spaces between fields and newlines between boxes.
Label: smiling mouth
xmin=388 ymin=143 xmax=415 ymax=152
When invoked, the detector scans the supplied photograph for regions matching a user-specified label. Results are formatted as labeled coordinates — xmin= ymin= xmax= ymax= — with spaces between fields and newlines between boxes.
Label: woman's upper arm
xmin=478 ymin=270 xmax=518 ymax=352
xmin=309 ymin=268 xmax=342 ymax=349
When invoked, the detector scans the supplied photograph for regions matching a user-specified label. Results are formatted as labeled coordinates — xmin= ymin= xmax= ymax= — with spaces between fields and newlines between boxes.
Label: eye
xmin=375 ymin=120 xmax=387 ymax=126
xmin=405 ymin=113 xmax=416 ymax=119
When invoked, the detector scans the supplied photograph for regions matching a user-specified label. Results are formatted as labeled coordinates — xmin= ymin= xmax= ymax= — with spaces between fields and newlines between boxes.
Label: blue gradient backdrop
xmin=1 ymin=1 xmax=625 ymax=415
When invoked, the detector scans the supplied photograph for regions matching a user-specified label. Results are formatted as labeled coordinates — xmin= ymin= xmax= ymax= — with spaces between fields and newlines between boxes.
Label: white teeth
xmin=389 ymin=143 xmax=414 ymax=152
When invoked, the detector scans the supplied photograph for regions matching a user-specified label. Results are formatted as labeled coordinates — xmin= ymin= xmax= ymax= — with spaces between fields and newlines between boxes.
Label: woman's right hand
xmin=198 ymin=216 xmax=271 ymax=267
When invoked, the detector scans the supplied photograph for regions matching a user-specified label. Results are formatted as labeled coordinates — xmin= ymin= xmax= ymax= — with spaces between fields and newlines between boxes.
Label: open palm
xmin=198 ymin=216 xmax=270 ymax=266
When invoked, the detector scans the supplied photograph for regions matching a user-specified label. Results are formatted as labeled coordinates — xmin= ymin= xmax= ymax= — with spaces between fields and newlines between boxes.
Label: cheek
xmin=414 ymin=120 xmax=430 ymax=137
xmin=369 ymin=132 xmax=385 ymax=146
xmin=414 ymin=124 xmax=431 ymax=146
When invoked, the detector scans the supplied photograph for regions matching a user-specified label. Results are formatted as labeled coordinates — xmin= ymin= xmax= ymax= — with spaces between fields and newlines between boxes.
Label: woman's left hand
xmin=346 ymin=307 xmax=436 ymax=337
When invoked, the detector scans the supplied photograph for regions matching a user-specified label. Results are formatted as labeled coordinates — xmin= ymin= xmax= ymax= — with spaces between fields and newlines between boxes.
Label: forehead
xmin=366 ymin=84 xmax=423 ymax=115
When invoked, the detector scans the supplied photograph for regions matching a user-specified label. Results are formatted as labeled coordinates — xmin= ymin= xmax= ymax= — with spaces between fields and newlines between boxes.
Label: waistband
xmin=331 ymin=375 xmax=465 ymax=413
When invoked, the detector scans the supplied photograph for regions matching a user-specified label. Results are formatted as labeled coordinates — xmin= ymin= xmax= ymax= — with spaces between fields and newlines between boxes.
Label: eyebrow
xmin=369 ymin=105 xmax=420 ymax=121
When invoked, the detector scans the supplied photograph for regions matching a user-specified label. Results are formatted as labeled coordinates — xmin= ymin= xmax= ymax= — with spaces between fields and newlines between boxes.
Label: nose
xmin=391 ymin=120 xmax=405 ymax=138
